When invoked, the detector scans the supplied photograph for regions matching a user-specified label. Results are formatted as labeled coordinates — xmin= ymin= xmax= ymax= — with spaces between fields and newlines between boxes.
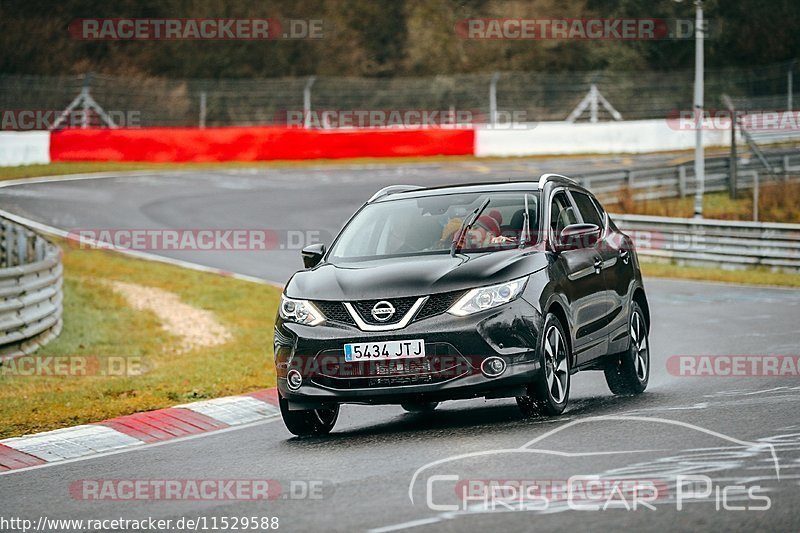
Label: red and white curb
xmin=0 ymin=388 xmax=279 ymax=473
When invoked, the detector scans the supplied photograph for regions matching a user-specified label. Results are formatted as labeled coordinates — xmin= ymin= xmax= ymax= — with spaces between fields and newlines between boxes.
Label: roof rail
xmin=537 ymin=173 xmax=579 ymax=189
xmin=367 ymin=184 xmax=424 ymax=203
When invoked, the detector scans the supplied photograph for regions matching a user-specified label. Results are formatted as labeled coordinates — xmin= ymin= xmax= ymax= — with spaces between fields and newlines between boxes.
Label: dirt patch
xmin=108 ymin=281 xmax=232 ymax=353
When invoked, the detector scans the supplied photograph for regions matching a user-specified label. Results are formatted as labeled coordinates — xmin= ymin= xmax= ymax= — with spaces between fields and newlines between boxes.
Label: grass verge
xmin=0 ymin=241 xmax=281 ymax=439
xmin=641 ymin=261 xmax=800 ymax=288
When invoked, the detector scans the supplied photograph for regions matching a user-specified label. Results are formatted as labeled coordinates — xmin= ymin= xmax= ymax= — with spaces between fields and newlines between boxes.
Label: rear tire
xmin=279 ymin=393 xmax=339 ymax=437
xmin=517 ymin=312 xmax=570 ymax=417
xmin=604 ymin=301 xmax=649 ymax=395
xmin=401 ymin=401 xmax=439 ymax=413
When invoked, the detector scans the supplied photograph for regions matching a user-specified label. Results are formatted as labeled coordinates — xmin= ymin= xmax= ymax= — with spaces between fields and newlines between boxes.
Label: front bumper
xmin=274 ymin=298 xmax=543 ymax=408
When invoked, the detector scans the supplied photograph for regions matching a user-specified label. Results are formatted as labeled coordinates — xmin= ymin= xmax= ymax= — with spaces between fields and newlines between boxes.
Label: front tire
xmin=279 ymin=393 xmax=339 ymax=437
xmin=604 ymin=301 xmax=649 ymax=395
xmin=517 ymin=313 xmax=570 ymax=417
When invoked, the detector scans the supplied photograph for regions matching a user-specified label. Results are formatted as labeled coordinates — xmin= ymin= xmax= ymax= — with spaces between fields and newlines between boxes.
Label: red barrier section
xmin=50 ymin=126 xmax=475 ymax=162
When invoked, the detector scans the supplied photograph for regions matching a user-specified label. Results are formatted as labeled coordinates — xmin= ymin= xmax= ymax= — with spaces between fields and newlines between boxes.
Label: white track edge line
xmin=0 ymin=415 xmax=281 ymax=477
xmin=0 ymin=208 xmax=284 ymax=288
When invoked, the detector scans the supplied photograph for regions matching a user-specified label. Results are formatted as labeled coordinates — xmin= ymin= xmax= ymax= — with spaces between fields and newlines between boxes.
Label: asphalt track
xmin=0 ymin=153 xmax=799 ymax=532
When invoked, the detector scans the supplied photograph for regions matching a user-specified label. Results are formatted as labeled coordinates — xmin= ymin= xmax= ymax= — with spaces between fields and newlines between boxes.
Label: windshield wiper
xmin=519 ymin=193 xmax=531 ymax=248
xmin=451 ymin=198 xmax=491 ymax=257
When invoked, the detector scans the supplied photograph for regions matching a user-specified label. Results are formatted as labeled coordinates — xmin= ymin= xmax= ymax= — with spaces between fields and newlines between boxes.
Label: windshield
xmin=328 ymin=191 xmax=540 ymax=262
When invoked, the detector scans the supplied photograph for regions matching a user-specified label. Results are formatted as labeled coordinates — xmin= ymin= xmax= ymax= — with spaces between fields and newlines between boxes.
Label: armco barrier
xmin=612 ymin=213 xmax=800 ymax=271
xmin=0 ymin=218 xmax=63 ymax=360
xmin=573 ymin=150 xmax=800 ymax=203
xmin=49 ymin=126 xmax=475 ymax=162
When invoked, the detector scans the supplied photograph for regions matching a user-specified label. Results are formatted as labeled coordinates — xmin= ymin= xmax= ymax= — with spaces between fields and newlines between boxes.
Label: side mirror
xmin=301 ymin=243 xmax=326 ymax=269
xmin=556 ymin=224 xmax=600 ymax=252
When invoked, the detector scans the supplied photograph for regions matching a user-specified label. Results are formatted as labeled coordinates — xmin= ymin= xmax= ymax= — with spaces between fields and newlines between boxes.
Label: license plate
xmin=344 ymin=339 xmax=425 ymax=362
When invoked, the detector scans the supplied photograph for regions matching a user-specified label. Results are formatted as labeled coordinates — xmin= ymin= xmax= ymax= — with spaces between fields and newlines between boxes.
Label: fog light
xmin=287 ymin=369 xmax=303 ymax=391
xmin=481 ymin=356 xmax=507 ymax=378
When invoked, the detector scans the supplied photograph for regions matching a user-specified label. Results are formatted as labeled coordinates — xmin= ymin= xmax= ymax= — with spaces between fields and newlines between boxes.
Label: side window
xmin=571 ymin=191 xmax=604 ymax=228
xmin=550 ymin=191 xmax=578 ymax=236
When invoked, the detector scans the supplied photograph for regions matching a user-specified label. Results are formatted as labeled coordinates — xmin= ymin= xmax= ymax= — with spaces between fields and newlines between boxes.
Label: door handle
xmin=619 ymin=250 xmax=630 ymax=264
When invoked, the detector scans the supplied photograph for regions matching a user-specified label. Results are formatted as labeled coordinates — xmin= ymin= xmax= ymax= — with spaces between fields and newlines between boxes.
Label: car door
xmin=549 ymin=189 xmax=609 ymax=365
xmin=574 ymin=191 xmax=637 ymax=355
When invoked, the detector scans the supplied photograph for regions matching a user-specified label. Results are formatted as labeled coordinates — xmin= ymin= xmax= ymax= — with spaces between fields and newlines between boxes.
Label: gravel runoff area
xmin=108 ymin=281 xmax=232 ymax=354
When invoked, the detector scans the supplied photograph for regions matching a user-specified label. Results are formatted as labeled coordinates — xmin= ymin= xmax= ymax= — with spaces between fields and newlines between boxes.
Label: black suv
xmin=274 ymin=174 xmax=650 ymax=436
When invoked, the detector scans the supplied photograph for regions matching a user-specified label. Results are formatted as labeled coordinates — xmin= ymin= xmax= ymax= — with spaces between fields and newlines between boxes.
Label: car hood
xmin=285 ymin=250 xmax=549 ymax=300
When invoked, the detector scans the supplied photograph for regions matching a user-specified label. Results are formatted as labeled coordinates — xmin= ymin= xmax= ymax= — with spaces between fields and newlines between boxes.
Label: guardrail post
xmin=678 ymin=165 xmax=687 ymax=198
xmin=625 ymin=170 xmax=633 ymax=189
xmin=3 ymin=221 xmax=12 ymax=268
xmin=16 ymin=229 xmax=27 ymax=265
xmin=35 ymin=238 xmax=45 ymax=262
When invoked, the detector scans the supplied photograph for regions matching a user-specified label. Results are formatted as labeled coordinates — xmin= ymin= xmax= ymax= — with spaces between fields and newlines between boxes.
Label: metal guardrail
xmin=575 ymin=150 xmax=800 ymax=202
xmin=0 ymin=217 xmax=63 ymax=361
xmin=611 ymin=213 xmax=800 ymax=271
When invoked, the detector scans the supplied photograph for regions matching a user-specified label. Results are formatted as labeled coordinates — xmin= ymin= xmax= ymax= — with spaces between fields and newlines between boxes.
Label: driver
xmin=442 ymin=209 xmax=516 ymax=249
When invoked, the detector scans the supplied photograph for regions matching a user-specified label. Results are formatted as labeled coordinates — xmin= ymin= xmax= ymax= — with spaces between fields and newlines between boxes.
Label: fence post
xmin=753 ymin=170 xmax=759 ymax=222
xmin=489 ymin=72 xmax=500 ymax=126
xmin=303 ymin=76 xmax=316 ymax=129
xmin=729 ymin=112 xmax=737 ymax=199
xmin=81 ymin=73 xmax=92 ymax=129
xmin=199 ymin=91 xmax=207 ymax=129
xmin=589 ymin=84 xmax=599 ymax=123
xmin=678 ymin=165 xmax=687 ymax=198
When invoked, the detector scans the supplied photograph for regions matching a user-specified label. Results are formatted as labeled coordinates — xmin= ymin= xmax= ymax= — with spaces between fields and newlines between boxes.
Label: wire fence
xmin=0 ymin=59 xmax=797 ymax=129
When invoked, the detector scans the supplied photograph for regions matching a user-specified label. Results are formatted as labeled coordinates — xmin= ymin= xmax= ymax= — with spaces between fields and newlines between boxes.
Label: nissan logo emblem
xmin=371 ymin=301 xmax=396 ymax=322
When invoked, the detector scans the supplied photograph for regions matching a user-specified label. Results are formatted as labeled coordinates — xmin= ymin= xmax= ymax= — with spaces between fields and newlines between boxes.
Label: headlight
xmin=279 ymin=295 xmax=325 ymax=326
xmin=447 ymin=277 xmax=528 ymax=316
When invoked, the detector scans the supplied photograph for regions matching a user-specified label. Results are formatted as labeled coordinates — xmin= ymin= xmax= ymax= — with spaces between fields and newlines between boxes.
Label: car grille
xmin=314 ymin=290 xmax=466 ymax=328
xmin=352 ymin=297 xmax=419 ymax=325
xmin=313 ymin=301 xmax=355 ymax=325
xmin=310 ymin=343 xmax=472 ymax=389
